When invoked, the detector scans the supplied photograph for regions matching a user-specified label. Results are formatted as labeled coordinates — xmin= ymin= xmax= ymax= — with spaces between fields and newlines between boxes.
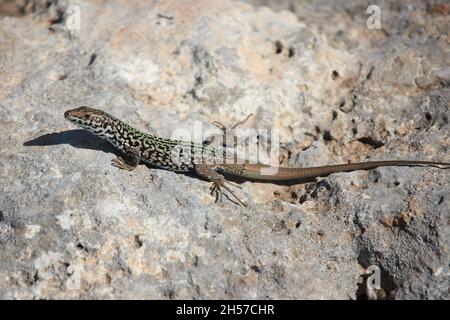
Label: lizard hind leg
xmin=195 ymin=164 xmax=247 ymax=207
xmin=203 ymin=113 xmax=253 ymax=147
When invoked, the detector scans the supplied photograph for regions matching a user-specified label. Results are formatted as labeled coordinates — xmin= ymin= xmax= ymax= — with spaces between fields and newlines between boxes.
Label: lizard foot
xmin=110 ymin=147 xmax=141 ymax=171
xmin=209 ymin=178 xmax=247 ymax=207
xmin=111 ymin=157 xmax=137 ymax=171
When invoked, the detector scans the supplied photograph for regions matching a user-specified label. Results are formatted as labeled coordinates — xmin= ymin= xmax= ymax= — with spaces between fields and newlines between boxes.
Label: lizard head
xmin=64 ymin=106 xmax=115 ymax=131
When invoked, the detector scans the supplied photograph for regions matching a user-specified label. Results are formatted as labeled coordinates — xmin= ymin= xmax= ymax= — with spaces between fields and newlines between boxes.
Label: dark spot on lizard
xmin=438 ymin=196 xmax=444 ymax=205
xmin=424 ymin=112 xmax=432 ymax=121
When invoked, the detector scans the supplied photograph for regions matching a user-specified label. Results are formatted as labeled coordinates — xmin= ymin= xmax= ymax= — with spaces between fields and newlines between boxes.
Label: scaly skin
xmin=65 ymin=107 xmax=229 ymax=172
xmin=64 ymin=106 xmax=450 ymax=206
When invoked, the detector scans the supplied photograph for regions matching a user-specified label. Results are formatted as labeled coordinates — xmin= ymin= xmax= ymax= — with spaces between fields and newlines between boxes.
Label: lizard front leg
xmin=194 ymin=163 xmax=247 ymax=207
xmin=111 ymin=146 xmax=141 ymax=171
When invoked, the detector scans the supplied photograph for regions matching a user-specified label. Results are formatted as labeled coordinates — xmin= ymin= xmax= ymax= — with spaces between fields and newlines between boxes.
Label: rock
xmin=0 ymin=0 xmax=50 ymax=17
xmin=0 ymin=0 xmax=449 ymax=299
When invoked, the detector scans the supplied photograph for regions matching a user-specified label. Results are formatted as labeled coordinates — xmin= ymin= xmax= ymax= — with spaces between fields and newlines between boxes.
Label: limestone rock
xmin=0 ymin=0 xmax=448 ymax=299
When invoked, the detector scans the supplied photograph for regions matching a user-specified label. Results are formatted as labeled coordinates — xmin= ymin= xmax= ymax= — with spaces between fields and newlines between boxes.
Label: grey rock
xmin=0 ymin=0 xmax=449 ymax=299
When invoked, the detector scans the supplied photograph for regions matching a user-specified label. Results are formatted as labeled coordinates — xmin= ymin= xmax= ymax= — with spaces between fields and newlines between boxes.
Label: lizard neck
xmin=88 ymin=117 xmax=147 ymax=153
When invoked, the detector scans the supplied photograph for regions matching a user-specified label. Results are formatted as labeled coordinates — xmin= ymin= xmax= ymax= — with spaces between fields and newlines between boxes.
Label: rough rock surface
xmin=0 ymin=0 xmax=449 ymax=299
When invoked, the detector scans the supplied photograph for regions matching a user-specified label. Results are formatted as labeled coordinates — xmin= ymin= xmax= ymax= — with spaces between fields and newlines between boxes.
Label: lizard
xmin=64 ymin=106 xmax=450 ymax=206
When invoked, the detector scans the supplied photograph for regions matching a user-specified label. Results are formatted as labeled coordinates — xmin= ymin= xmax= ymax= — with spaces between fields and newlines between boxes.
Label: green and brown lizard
xmin=65 ymin=106 xmax=450 ymax=206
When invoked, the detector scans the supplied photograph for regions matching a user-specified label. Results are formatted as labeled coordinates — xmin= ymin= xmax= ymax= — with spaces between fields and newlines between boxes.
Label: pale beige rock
xmin=0 ymin=0 xmax=448 ymax=299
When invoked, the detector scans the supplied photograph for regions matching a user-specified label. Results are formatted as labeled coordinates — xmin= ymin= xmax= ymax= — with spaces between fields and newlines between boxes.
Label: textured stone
xmin=0 ymin=0 xmax=449 ymax=299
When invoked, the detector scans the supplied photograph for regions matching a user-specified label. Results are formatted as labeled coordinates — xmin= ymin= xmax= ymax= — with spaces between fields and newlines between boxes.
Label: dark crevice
xmin=323 ymin=130 xmax=333 ymax=142
xmin=250 ymin=265 xmax=261 ymax=273
xmin=357 ymin=137 xmax=385 ymax=149
xmin=366 ymin=66 xmax=374 ymax=80
xmin=355 ymin=235 xmax=397 ymax=299
xmin=274 ymin=40 xmax=283 ymax=54
xmin=88 ymin=53 xmax=97 ymax=66
xmin=76 ymin=242 xmax=89 ymax=253
xmin=332 ymin=110 xmax=338 ymax=120
xmin=314 ymin=125 xmax=321 ymax=134
xmin=48 ymin=8 xmax=65 ymax=25
xmin=331 ymin=70 xmax=340 ymax=80
xmin=134 ymin=235 xmax=143 ymax=248
xmin=299 ymin=193 xmax=308 ymax=204
xmin=157 ymin=13 xmax=174 ymax=20
xmin=288 ymin=47 xmax=295 ymax=57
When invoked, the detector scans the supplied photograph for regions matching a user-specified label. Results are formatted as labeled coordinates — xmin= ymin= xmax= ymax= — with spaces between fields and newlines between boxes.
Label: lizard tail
xmin=236 ymin=160 xmax=450 ymax=181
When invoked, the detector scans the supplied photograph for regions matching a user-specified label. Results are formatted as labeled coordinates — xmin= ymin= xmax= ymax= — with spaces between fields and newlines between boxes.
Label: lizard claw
xmin=210 ymin=180 xmax=223 ymax=203
xmin=111 ymin=157 xmax=135 ymax=171
xmin=209 ymin=179 xmax=247 ymax=207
